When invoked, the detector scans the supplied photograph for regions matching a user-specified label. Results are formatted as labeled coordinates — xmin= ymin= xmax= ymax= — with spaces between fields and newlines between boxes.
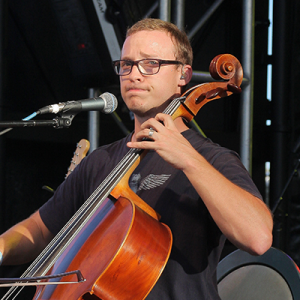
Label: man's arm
xmin=127 ymin=114 xmax=273 ymax=256
xmin=0 ymin=210 xmax=54 ymax=265
xmin=182 ymin=153 xmax=273 ymax=255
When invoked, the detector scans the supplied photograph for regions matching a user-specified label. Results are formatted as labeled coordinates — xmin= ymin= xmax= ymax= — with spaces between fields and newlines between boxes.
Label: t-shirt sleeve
xmin=39 ymin=135 xmax=132 ymax=235
xmin=205 ymin=144 xmax=262 ymax=200
xmin=186 ymin=130 xmax=263 ymax=201
xmin=39 ymin=149 xmax=108 ymax=235
xmin=39 ymin=158 xmax=89 ymax=235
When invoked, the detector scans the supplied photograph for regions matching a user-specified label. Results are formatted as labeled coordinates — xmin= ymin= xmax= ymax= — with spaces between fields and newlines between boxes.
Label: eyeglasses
xmin=112 ymin=59 xmax=183 ymax=76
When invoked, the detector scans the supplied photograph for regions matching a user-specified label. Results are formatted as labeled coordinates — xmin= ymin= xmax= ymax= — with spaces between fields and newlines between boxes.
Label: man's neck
xmin=132 ymin=117 xmax=189 ymax=142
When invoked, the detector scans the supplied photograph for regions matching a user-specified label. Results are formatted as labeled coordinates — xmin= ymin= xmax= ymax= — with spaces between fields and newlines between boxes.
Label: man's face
xmin=120 ymin=30 xmax=183 ymax=120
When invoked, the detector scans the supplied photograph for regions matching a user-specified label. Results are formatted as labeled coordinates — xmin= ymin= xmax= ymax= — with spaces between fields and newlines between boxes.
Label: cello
xmin=0 ymin=54 xmax=243 ymax=300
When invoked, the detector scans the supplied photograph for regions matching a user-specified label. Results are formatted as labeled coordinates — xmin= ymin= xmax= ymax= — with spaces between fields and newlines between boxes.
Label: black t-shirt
xmin=40 ymin=129 xmax=262 ymax=300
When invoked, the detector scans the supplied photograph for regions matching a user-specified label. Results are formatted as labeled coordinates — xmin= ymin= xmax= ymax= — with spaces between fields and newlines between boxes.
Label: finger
xmin=148 ymin=127 xmax=155 ymax=138
xmin=135 ymin=127 xmax=156 ymax=142
xmin=155 ymin=113 xmax=177 ymax=129
xmin=127 ymin=139 xmax=157 ymax=150
xmin=140 ymin=118 xmax=162 ymax=132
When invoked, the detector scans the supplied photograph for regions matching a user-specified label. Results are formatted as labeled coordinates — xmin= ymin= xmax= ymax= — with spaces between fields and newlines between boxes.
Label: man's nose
xmin=128 ymin=64 xmax=143 ymax=79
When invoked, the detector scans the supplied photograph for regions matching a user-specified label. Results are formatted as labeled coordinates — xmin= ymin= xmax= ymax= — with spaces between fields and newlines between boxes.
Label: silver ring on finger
xmin=148 ymin=127 xmax=154 ymax=137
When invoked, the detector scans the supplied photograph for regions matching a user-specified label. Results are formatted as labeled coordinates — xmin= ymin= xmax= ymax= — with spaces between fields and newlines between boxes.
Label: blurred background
xmin=0 ymin=0 xmax=300 ymax=297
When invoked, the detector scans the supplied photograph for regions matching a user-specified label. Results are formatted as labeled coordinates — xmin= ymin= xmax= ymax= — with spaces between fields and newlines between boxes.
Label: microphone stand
xmin=272 ymin=158 xmax=300 ymax=215
xmin=0 ymin=113 xmax=77 ymax=130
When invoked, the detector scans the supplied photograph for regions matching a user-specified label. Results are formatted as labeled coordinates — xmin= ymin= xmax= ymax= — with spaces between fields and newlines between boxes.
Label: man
xmin=0 ymin=18 xmax=272 ymax=299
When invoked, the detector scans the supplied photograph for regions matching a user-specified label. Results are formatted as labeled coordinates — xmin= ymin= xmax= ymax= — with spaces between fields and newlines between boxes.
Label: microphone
xmin=37 ymin=92 xmax=118 ymax=115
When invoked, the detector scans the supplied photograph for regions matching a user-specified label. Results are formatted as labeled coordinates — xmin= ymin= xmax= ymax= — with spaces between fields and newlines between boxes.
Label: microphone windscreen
xmin=101 ymin=92 xmax=118 ymax=114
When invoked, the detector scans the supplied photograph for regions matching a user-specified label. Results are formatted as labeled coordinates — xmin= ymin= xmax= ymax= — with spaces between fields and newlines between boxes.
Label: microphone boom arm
xmin=0 ymin=113 xmax=77 ymax=129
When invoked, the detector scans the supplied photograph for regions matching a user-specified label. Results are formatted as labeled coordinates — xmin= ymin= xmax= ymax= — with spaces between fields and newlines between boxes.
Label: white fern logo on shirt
xmin=138 ymin=174 xmax=171 ymax=191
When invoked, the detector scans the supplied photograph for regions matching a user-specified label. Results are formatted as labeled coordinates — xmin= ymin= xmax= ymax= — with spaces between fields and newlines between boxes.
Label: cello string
xmin=29 ymin=97 xmax=184 ymax=273
xmin=1 ymin=97 xmax=184 ymax=300
xmin=1 ymin=149 xmax=142 ymax=299
xmin=24 ymin=97 xmax=183 ymax=275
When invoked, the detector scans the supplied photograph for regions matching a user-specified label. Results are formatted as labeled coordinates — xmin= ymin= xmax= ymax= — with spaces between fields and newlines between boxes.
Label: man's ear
xmin=179 ymin=65 xmax=192 ymax=86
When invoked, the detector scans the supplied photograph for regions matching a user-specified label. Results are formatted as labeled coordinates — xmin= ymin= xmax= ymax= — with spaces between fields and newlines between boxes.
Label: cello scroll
xmin=172 ymin=54 xmax=243 ymax=122
xmin=0 ymin=54 xmax=244 ymax=300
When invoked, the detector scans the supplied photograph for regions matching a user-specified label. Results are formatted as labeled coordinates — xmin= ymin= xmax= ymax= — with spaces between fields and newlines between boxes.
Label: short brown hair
xmin=126 ymin=18 xmax=193 ymax=66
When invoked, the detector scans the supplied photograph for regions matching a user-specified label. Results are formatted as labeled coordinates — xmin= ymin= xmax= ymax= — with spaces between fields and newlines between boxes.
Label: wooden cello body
xmin=0 ymin=54 xmax=243 ymax=300
xmin=33 ymin=197 xmax=172 ymax=300
xmin=31 ymin=142 xmax=173 ymax=300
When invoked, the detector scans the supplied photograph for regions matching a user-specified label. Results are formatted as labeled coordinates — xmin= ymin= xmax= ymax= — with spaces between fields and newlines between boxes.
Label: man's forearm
xmin=0 ymin=211 xmax=53 ymax=265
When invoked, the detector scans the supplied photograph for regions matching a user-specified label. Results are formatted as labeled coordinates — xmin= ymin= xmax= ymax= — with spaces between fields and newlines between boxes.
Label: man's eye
xmin=145 ymin=60 xmax=159 ymax=66
xmin=121 ymin=61 xmax=132 ymax=68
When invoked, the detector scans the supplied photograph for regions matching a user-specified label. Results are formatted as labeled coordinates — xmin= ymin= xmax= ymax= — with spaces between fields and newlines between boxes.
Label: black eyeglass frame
xmin=112 ymin=58 xmax=184 ymax=76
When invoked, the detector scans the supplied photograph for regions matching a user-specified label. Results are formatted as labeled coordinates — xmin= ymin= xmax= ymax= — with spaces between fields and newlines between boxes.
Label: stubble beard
xmin=128 ymin=93 xmax=181 ymax=122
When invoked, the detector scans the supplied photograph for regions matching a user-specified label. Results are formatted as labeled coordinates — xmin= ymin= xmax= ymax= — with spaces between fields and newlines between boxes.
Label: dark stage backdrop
xmin=0 ymin=1 xmax=300 ymax=296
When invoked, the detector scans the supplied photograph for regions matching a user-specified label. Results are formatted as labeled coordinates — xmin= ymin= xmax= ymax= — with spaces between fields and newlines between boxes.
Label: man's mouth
xmin=126 ymin=86 xmax=147 ymax=92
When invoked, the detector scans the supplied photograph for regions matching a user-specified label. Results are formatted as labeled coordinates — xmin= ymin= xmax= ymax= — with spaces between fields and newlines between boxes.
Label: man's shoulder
xmin=182 ymin=129 xmax=221 ymax=151
xmin=89 ymin=134 xmax=132 ymax=159
xmin=183 ymin=129 xmax=240 ymax=164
